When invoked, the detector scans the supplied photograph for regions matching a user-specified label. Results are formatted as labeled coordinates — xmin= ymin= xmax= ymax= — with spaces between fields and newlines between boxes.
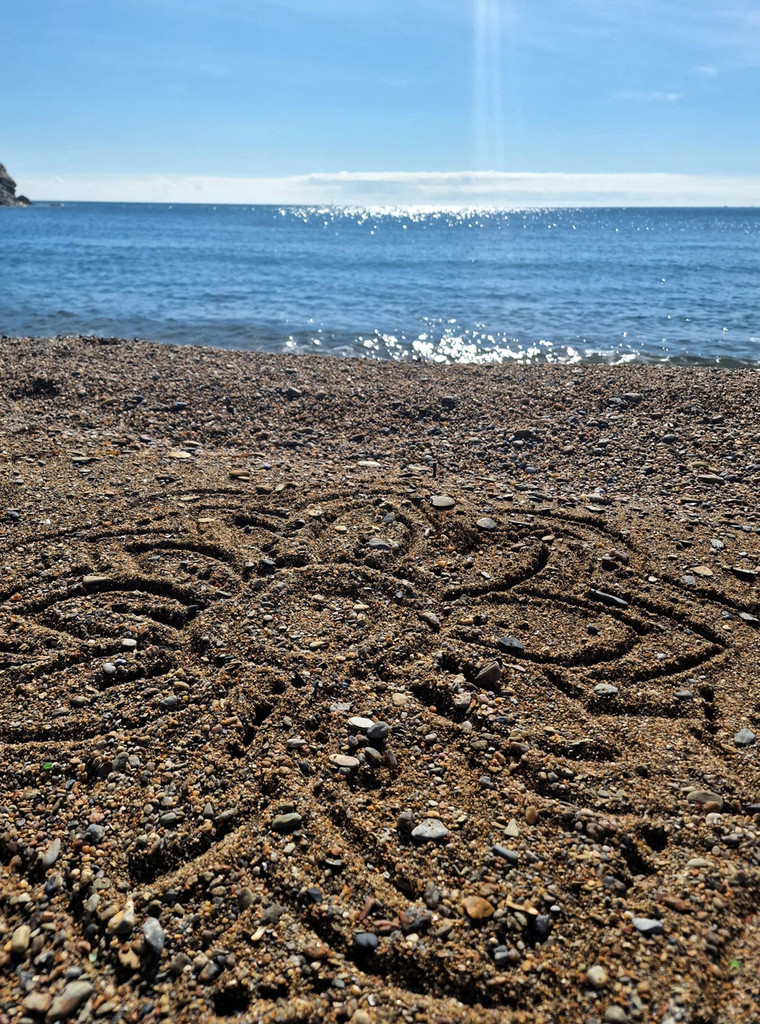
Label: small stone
xmin=40 ymin=837 xmax=61 ymax=868
xmin=83 ymin=823 xmax=105 ymax=844
xmin=594 ymin=683 xmax=619 ymax=697
xmin=363 ymin=746 xmax=383 ymax=767
xmin=474 ymin=661 xmax=501 ymax=690
xmin=587 ymin=964 xmax=608 ymax=988
xmin=329 ymin=754 xmax=360 ymax=771
xmin=441 ymin=395 xmax=458 ymax=409
xmin=11 ymin=924 xmax=31 ymax=955
xmin=396 ymin=809 xmax=415 ymax=834
xmin=604 ymin=1008 xmax=628 ymax=1023
xmin=348 ymin=716 xmax=374 ymax=732
xmin=367 ymin=721 xmax=390 ymax=744
xmin=461 ymin=896 xmax=495 ymax=920
xmin=353 ymin=932 xmax=379 ymax=953
xmin=732 ymin=565 xmax=758 ymax=582
xmin=285 ymin=386 xmax=302 ymax=400
xmin=419 ymin=610 xmax=441 ymax=631
xmin=22 ymin=992 xmax=51 ymax=1015
xmin=431 ymin=495 xmax=455 ymax=509
xmin=411 ymin=819 xmax=449 ymax=842
xmin=303 ymin=940 xmax=330 ymax=960
xmin=687 ymin=790 xmax=723 ymax=810
xmin=107 ymin=898 xmax=136 ymax=937
xmin=588 ymin=589 xmax=629 ymax=609
xmin=492 ymin=845 xmax=519 ymax=865
xmin=735 ymin=728 xmax=756 ymax=747
xmin=272 ymin=812 xmax=303 ymax=834
xmin=368 ymin=537 xmax=392 ymax=551
xmin=497 ymin=635 xmax=524 ymax=655
xmin=237 ymin=887 xmax=254 ymax=910
xmin=740 ymin=611 xmax=760 ymax=626
xmin=525 ymin=805 xmax=538 ymax=825
xmin=143 ymin=917 xmax=165 ymax=955
xmin=632 ymin=917 xmax=664 ymax=937
xmin=493 ymin=945 xmax=510 ymax=968
xmin=198 ymin=961 xmax=220 ymax=983
xmin=476 ymin=517 xmax=498 ymax=531
xmin=47 ymin=980 xmax=93 ymax=1020
xmin=82 ymin=575 xmax=110 ymax=585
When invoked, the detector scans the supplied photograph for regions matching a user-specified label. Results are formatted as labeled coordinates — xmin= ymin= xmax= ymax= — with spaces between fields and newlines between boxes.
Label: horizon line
xmin=13 ymin=170 xmax=760 ymax=207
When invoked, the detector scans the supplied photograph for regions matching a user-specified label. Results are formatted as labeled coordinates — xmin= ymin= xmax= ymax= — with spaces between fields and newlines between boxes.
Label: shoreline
xmin=2 ymin=335 xmax=760 ymax=1023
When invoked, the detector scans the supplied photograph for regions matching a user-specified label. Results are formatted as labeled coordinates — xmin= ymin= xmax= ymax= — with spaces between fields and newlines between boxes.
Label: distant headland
xmin=0 ymin=162 xmax=31 ymax=207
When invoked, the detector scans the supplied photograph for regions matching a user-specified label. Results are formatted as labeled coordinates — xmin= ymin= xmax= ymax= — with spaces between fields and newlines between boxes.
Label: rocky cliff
xmin=0 ymin=163 xmax=31 ymax=207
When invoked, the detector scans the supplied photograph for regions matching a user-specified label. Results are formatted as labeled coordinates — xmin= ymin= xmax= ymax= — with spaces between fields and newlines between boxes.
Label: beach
xmin=2 ymin=334 xmax=760 ymax=1023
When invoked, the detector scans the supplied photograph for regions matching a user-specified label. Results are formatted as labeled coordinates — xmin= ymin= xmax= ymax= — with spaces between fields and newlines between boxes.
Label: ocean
xmin=2 ymin=203 xmax=759 ymax=364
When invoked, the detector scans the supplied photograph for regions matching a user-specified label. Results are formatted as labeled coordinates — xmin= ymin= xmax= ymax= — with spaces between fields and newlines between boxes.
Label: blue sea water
xmin=2 ymin=202 xmax=759 ymax=364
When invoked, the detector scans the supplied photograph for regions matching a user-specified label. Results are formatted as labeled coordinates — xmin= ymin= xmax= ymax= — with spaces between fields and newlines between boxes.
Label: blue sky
xmin=3 ymin=0 xmax=759 ymax=204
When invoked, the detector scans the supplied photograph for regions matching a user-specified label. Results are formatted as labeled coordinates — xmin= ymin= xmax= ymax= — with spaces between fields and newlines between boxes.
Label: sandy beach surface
xmin=1 ymin=335 xmax=760 ymax=1024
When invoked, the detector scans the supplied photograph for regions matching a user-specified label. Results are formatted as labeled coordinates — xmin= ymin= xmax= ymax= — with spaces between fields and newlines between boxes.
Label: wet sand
xmin=1 ymin=335 xmax=760 ymax=1024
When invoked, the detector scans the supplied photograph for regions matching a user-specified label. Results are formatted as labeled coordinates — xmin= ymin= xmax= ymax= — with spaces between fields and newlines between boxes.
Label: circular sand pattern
xmin=0 ymin=483 xmax=748 ymax=1017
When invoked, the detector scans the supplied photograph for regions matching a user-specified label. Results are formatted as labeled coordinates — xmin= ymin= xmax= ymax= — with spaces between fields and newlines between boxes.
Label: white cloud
xmin=695 ymin=64 xmax=718 ymax=75
xmin=18 ymin=170 xmax=760 ymax=207
xmin=615 ymin=90 xmax=682 ymax=102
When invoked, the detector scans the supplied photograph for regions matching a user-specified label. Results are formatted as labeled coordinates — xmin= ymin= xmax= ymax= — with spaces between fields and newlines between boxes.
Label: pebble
xmin=420 ymin=610 xmax=441 ymax=631
xmin=525 ymin=805 xmax=539 ymax=825
xmin=735 ymin=727 xmax=756 ymax=747
xmin=353 ymin=932 xmax=379 ymax=953
xmin=604 ymin=1008 xmax=628 ymax=1023
xmin=330 ymin=754 xmax=360 ymax=771
xmin=687 ymin=790 xmax=724 ymax=810
xmin=632 ymin=917 xmax=664 ymax=937
xmin=143 ymin=917 xmax=166 ymax=955
xmin=368 ymin=537 xmax=392 ymax=551
xmin=106 ymin=897 xmax=135 ymax=937
xmin=11 ymin=924 xmax=30 ymax=955
xmin=594 ymin=683 xmax=619 ymax=697
xmin=492 ymin=845 xmax=519 ymax=865
xmin=497 ymin=635 xmax=524 ymax=655
xmin=588 ymin=588 xmax=629 ymax=610
xmin=431 ymin=495 xmax=455 ymax=509
xmin=411 ymin=819 xmax=449 ymax=842
xmin=22 ymin=993 xmax=51 ymax=1015
xmin=47 ymin=980 xmax=93 ymax=1020
xmin=83 ymin=823 xmax=105 ymax=844
xmin=271 ymin=812 xmax=303 ymax=833
xmin=474 ymin=661 xmax=501 ymax=689
xmin=476 ymin=517 xmax=497 ymax=531
xmin=348 ymin=716 xmax=374 ymax=731
xmin=367 ymin=721 xmax=390 ymax=744
xmin=40 ymin=837 xmax=61 ymax=868
xmin=587 ymin=964 xmax=608 ymax=988
xmin=461 ymin=896 xmax=495 ymax=920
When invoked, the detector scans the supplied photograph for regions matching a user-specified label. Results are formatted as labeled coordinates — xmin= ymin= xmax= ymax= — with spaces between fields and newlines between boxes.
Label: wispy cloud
xmin=615 ymin=90 xmax=682 ymax=103
xmin=19 ymin=170 xmax=760 ymax=207
xmin=695 ymin=64 xmax=718 ymax=76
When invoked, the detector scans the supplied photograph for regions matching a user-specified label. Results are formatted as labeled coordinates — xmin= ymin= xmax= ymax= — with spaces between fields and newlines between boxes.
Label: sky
xmin=2 ymin=0 xmax=759 ymax=205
